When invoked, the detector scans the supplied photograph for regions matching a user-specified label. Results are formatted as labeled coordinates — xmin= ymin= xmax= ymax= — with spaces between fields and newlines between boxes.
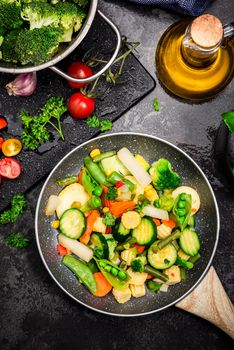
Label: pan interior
xmin=36 ymin=133 xmax=219 ymax=316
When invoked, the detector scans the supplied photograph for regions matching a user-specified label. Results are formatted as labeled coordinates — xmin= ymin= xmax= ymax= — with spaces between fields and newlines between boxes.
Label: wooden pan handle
xmin=176 ymin=266 xmax=234 ymax=338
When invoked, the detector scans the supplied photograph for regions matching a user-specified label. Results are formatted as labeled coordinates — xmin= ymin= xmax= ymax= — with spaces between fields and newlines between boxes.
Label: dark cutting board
xmin=0 ymin=13 xmax=155 ymax=212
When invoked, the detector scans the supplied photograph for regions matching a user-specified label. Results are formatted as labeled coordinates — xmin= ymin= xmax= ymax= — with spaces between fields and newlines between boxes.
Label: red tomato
xmin=0 ymin=158 xmax=21 ymax=179
xmin=68 ymin=92 xmax=95 ymax=119
xmin=67 ymin=61 xmax=93 ymax=89
xmin=0 ymin=117 xmax=8 ymax=130
xmin=0 ymin=137 xmax=4 ymax=150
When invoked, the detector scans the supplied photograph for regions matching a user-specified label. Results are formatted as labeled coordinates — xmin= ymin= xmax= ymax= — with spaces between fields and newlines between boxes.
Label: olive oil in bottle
xmin=156 ymin=15 xmax=234 ymax=101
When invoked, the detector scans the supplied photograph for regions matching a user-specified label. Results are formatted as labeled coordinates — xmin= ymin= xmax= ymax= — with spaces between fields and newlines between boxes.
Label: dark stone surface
xmin=0 ymin=14 xmax=155 ymax=212
xmin=0 ymin=1 xmax=234 ymax=349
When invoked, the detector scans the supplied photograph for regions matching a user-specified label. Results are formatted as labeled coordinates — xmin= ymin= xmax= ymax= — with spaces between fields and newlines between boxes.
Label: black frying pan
xmin=35 ymin=133 xmax=233 ymax=336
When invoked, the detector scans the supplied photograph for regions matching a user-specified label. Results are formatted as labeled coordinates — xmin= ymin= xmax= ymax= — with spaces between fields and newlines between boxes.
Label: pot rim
xmin=0 ymin=0 xmax=98 ymax=74
xmin=35 ymin=131 xmax=220 ymax=317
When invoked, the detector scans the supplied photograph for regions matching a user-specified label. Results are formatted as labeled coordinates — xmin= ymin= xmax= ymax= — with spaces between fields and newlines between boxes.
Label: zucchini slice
xmin=132 ymin=217 xmax=157 ymax=245
xmin=59 ymin=208 xmax=86 ymax=239
xmin=90 ymin=233 xmax=109 ymax=259
xmin=148 ymin=243 xmax=177 ymax=270
xmin=113 ymin=221 xmax=131 ymax=242
xmin=179 ymin=228 xmax=200 ymax=256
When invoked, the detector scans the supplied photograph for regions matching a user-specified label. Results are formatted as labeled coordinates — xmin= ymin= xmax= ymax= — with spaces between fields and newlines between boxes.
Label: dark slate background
xmin=0 ymin=0 xmax=234 ymax=349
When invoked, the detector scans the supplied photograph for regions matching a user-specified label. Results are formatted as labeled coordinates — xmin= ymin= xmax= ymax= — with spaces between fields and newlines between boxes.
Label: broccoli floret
xmin=15 ymin=26 xmax=64 ymax=65
xmin=54 ymin=2 xmax=86 ymax=41
xmin=1 ymin=30 xmax=20 ymax=63
xmin=131 ymin=257 xmax=146 ymax=273
xmin=149 ymin=158 xmax=181 ymax=191
xmin=0 ymin=0 xmax=23 ymax=31
xmin=68 ymin=0 xmax=89 ymax=8
xmin=158 ymin=190 xmax=174 ymax=211
xmin=21 ymin=3 xmax=60 ymax=30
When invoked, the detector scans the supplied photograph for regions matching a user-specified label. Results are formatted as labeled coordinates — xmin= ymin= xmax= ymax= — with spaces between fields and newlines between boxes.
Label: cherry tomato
xmin=67 ymin=61 xmax=93 ymax=89
xmin=0 ymin=137 xmax=4 ymax=150
xmin=2 ymin=138 xmax=22 ymax=157
xmin=68 ymin=92 xmax=95 ymax=119
xmin=0 ymin=158 xmax=22 ymax=179
xmin=0 ymin=116 xmax=8 ymax=130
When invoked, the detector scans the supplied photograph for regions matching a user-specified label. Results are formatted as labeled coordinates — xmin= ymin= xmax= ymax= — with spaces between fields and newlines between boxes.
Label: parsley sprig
xmin=105 ymin=187 xmax=118 ymax=200
xmin=5 ymin=232 xmax=30 ymax=249
xmin=0 ymin=194 xmax=26 ymax=224
xmin=21 ymin=97 xmax=67 ymax=150
xmin=86 ymin=115 xmax=113 ymax=132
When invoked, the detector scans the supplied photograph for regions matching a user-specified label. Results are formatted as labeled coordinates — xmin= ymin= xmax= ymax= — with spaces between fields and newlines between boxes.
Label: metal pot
xmin=35 ymin=132 xmax=234 ymax=337
xmin=0 ymin=0 xmax=121 ymax=84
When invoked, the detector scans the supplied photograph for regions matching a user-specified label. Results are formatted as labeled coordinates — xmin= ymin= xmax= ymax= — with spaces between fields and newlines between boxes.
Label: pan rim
xmin=35 ymin=131 xmax=220 ymax=317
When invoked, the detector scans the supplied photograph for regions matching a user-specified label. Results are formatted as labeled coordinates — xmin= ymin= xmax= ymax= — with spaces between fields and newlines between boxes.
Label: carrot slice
xmin=109 ymin=200 xmax=135 ymax=218
xmin=152 ymin=218 xmax=161 ymax=227
xmin=146 ymin=274 xmax=154 ymax=279
xmin=92 ymin=272 xmax=112 ymax=297
xmin=132 ymin=243 xmax=145 ymax=254
xmin=161 ymin=219 xmax=176 ymax=228
xmin=57 ymin=244 xmax=69 ymax=256
xmin=79 ymin=210 xmax=100 ymax=245
xmin=77 ymin=168 xmax=83 ymax=184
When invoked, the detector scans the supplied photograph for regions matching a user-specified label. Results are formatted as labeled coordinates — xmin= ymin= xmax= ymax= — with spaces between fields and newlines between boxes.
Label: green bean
xmin=84 ymin=156 xmax=110 ymax=186
xmin=153 ymin=230 xmax=181 ymax=252
xmin=176 ymin=256 xmax=194 ymax=269
xmin=93 ymin=151 xmax=116 ymax=163
xmin=108 ymin=171 xmax=135 ymax=192
xmin=189 ymin=253 xmax=201 ymax=264
xmin=180 ymin=267 xmax=186 ymax=281
xmin=116 ymin=237 xmax=136 ymax=251
xmin=55 ymin=175 xmax=77 ymax=187
xmin=144 ymin=265 xmax=168 ymax=282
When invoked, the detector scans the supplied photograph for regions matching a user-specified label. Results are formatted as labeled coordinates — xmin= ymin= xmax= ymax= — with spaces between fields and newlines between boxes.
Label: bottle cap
xmin=190 ymin=14 xmax=223 ymax=48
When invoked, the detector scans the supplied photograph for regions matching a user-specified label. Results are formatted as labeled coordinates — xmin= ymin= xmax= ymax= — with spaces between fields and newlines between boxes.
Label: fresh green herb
xmin=131 ymin=258 xmax=145 ymax=272
xmin=86 ymin=115 xmax=113 ymax=132
xmin=0 ymin=194 xmax=26 ymax=224
xmin=86 ymin=115 xmax=100 ymax=128
xmin=5 ymin=232 xmax=30 ymax=249
xmin=153 ymin=98 xmax=159 ymax=112
xmin=21 ymin=97 xmax=67 ymax=150
xmin=100 ymin=120 xmax=113 ymax=131
xmin=105 ymin=187 xmax=118 ymax=200
xmin=164 ymin=258 xmax=170 ymax=265
xmin=103 ymin=212 xmax=116 ymax=226
xmin=222 ymin=111 xmax=234 ymax=134
xmin=135 ymin=194 xmax=149 ymax=213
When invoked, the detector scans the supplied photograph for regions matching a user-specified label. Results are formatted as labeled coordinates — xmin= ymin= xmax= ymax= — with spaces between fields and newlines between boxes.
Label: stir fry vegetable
xmin=46 ymin=147 xmax=202 ymax=303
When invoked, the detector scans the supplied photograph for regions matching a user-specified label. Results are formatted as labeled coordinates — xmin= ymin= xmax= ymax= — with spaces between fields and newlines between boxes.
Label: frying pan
xmin=35 ymin=133 xmax=234 ymax=338
xmin=0 ymin=0 xmax=122 ymax=85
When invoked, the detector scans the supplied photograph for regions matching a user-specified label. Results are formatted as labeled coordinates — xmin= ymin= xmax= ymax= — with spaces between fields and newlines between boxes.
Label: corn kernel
xmin=90 ymin=148 xmax=101 ymax=159
xmin=51 ymin=220 xmax=60 ymax=229
xmin=135 ymin=154 xmax=150 ymax=171
xmin=103 ymin=207 xmax=109 ymax=214
xmin=144 ymin=184 xmax=159 ymax=201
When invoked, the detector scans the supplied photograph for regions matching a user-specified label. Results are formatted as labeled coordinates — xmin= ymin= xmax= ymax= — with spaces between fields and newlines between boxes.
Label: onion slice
xmin=117 ymin=148 xmax=151 ymax=188
xmin=45 ymin=195 xmax=60 ymax=216
xmin=142 ymin=205 xmax=169 ymax=221
xmin=58 ymin=234 xmax=93 ymax=262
